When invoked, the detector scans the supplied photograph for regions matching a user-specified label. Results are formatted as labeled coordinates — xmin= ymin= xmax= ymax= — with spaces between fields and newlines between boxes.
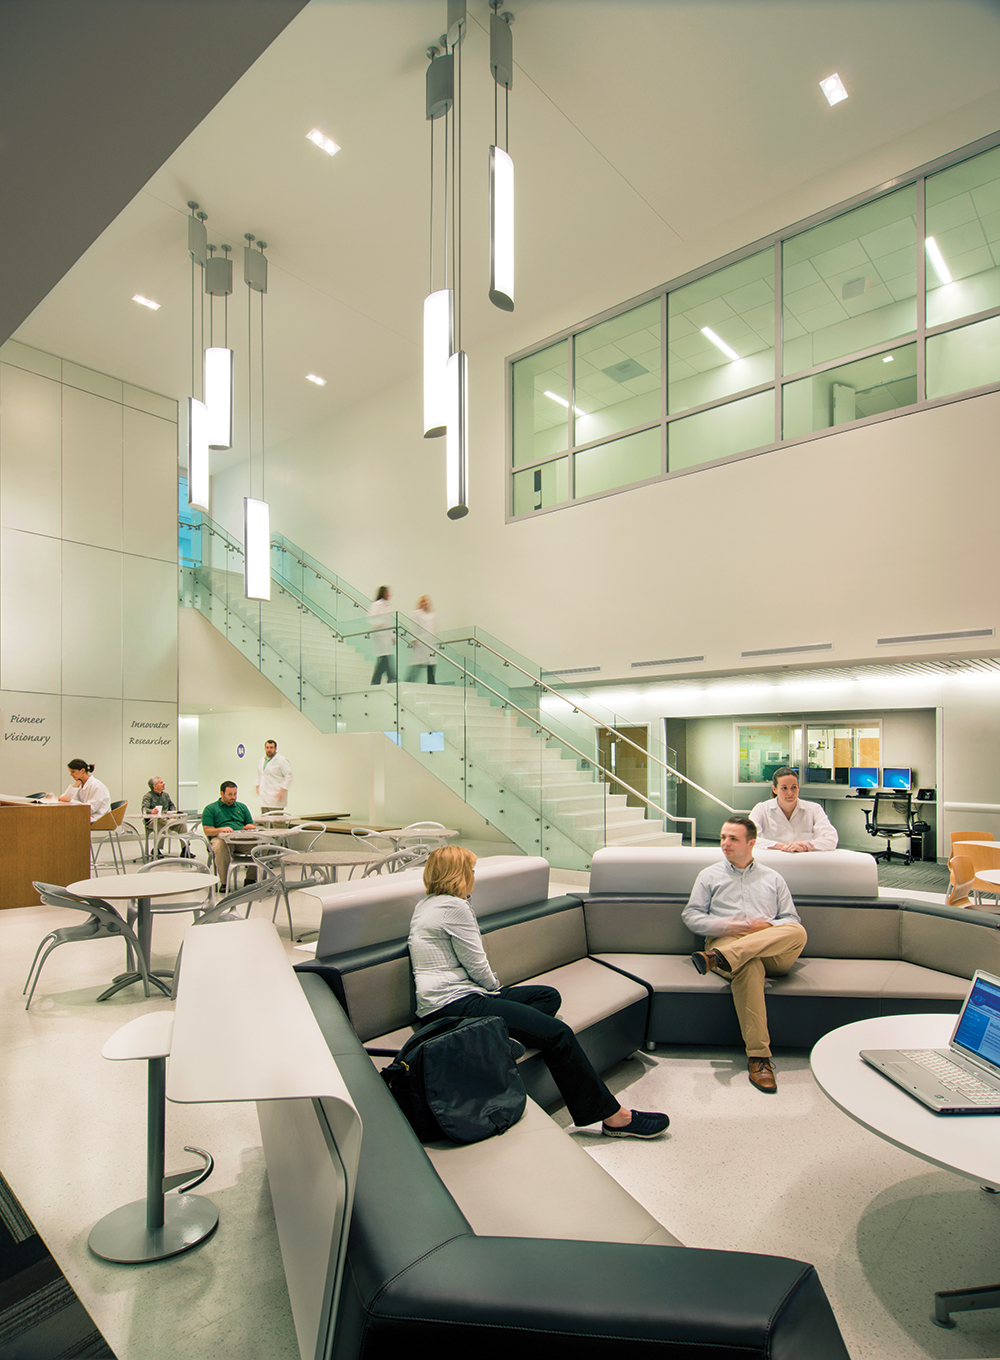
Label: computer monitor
xmin=848 ymin=766 xmax=878 ymax=790
xmin=882 ymin=767 xmax=912 ymax=791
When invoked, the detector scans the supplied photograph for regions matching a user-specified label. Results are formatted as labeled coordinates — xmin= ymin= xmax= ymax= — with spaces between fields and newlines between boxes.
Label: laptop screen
xmin=952 ymin=972 xmax=1000 ymax=1069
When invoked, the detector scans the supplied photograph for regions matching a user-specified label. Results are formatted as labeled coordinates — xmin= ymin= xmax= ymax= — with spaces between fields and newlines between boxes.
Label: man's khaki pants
xmin=707 ymin=921 xmax=807 ymax=1058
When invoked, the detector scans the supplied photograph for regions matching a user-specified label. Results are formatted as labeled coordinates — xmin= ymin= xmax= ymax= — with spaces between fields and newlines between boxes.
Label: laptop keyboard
xmin=904 ymin=1049 xmax=1000 ymax=1104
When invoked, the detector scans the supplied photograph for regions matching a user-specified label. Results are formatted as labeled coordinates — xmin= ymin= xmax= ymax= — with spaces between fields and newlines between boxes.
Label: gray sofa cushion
xmin=583 ymin=900 xmax=698 ymax=955
xmin=589 ymin=846 xmax=878 ymax=898
xmin=484 ymin=905 xmax=589 ymax=986
xmin=424 ymin=1097 xmax=681 ymax=1247
xmin=592 ymin=954 xmax=970 ymax=1003
xmin=901 ymin=903 xmax=1000 ymax=979
xmin=797 ymin=903 xmax=902 ymax=960
xmin=312 ymin=855 xmax=551 ymax=954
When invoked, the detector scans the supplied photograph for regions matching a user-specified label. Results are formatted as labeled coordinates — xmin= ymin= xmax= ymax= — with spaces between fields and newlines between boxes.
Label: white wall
xmin=0 ymin=340 xmax=179 ymax=816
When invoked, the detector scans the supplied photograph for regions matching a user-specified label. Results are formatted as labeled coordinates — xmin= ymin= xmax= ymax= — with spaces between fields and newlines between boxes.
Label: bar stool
xmin=88 ymin=1011 xmax=218 ymax=1263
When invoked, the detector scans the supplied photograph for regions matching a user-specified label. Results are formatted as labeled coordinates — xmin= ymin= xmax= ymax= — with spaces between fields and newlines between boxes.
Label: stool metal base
xmin=88 ymin=1193 xmax=218 ymax=1263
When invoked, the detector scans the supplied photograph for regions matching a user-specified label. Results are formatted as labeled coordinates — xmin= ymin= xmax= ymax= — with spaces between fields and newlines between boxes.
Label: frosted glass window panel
xmin=511 ymin=341 xmax=569 ymax=466
xmin=573 ymin=427 xmax=661 ymax=499
xmin=737 ymin=724 xmax=799 ymax=785
xmin=668 ymin=390 xmax=773 ymax=471
xmin=782 ymin=186 xmax=917 ymax=374
xmin=782 ymin=343 xmax=917 ymax=438
xmin=926 ymin=316 xmax=1000 ymax=398
xmin=926 ymin=144 xmax=1000 ymax=326
xmin=668 ymin=250 xmax=774 ymax=413
xmin=511 ymin=458 xmax=569 ymax=515
xmin=573 ymin=300 xmax=661 ymax=443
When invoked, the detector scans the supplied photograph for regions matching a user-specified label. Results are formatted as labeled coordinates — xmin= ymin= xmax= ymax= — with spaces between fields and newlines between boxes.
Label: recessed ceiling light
xmin=882 ymin=355 xmax=894 ymax=364
xmin=544 ymin=389 xmax=587 ymax=418
xmin=306 ymin=128 xmax=340 ymax=157
xmin=819 ymin=74 xmax=848 ymax=107
xmin=925 ymin=236 xmax=953 ymax=285
xmin=700 ymin=327 xmax=740 ymax=362
xmin=132 ymin=294 xmax=160 ymax=310
xmin=306 ymin=373 xmax=327 ymax=386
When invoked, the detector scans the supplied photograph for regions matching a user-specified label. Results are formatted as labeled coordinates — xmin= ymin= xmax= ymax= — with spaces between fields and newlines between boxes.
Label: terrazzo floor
xmin=1 ymin=861 xmax=995 ymax=1360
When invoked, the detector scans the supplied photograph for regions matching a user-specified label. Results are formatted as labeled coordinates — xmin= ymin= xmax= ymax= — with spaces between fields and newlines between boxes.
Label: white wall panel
xmin=61 ymin=696 xmax=123 ymax=801
xmin=122 ymin=555 xmax=177 ymax=701
xmin=61 ymin=386 xmax=122 ymax=553
xmin=123 ymin=699 xmax=178 ymax=816
xmin=123 ymin=407 xmax=177 ymax=562
xmin=61 ymin=542 xmax=122 ymax=699
xmin=0 ymin=364 xmax=62 ymax=537
xmin=0 ymin=528 xmax=62 ymax=694
xmin=0 ymin=690 xmax=62 ymax=795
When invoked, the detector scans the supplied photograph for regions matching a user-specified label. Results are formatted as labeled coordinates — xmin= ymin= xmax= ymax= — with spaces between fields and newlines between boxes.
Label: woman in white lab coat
xmin=58 ymin=760 xmax=112 ymax=822
xmin=368 ymin=585 xmax=396 ymax=685
xmin=406 ymin=594 xmax=437 ymax=684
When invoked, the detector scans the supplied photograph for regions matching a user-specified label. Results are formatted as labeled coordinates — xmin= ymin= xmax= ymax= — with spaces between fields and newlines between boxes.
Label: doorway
xmin=597 ymin=726 xmax=648 ymax=807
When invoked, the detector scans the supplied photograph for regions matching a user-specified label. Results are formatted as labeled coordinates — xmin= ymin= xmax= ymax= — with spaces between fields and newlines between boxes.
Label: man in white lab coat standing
xmin=256 ymin=739 xmax=293 ymax=813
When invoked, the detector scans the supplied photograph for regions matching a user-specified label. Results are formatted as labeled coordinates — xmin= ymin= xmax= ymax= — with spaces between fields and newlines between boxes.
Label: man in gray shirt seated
xmin=682 ymin=815 xmax=807 ymax=1094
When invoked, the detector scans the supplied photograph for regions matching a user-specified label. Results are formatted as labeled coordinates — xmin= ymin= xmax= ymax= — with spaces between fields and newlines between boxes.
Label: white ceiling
xmin=14 ymin=0 xmax=1000 ymax=473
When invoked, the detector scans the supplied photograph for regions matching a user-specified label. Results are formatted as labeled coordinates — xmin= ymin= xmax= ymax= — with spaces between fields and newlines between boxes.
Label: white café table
xmin=812 ymin=1013 xmax=1000 ymax=1327
xmin=68 ymin=871 xmax=217 ymax=1000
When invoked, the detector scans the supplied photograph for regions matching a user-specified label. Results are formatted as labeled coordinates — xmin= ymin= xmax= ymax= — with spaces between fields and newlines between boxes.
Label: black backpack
xmin=379 ymin=1014 xmax=527 ymax=1144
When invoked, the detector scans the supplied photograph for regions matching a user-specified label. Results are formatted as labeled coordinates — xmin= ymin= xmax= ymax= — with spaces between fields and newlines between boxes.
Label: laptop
xmin=861 ymin=969 xmax=1000 ymax=1114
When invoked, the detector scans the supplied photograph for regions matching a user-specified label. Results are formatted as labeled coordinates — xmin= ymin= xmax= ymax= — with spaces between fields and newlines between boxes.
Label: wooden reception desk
xmin=0 ymin=800 xmax=91 ymax=909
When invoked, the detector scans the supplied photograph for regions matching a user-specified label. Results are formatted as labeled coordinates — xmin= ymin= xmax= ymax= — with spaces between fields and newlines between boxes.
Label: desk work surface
xmin=811 ymin=1014 xmax=1000 ymax=1190
xmin=167 ymin=918 xmax=353 ymax=1106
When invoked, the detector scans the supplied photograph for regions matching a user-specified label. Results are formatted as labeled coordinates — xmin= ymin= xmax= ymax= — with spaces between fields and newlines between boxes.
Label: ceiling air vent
xmin=542 ymin=665 xmax=601 ymax=676
xmin=741 ymin=642 xmax=833 ymax=658
xmin=602 ymin=358 xmax=648 ymax=383
xmin=877 ymin=628 xmax=994 ymax=645
xmin=631 ymin=655 xmax=705 ymax=668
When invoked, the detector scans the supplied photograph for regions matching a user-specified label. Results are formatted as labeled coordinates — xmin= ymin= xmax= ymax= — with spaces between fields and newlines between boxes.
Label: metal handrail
xmin=444 ymin=634 xmax=738 ymax=816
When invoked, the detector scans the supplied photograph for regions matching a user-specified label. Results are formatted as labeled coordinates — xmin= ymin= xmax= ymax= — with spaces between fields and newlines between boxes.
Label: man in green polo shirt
xmin=202 ymin=780 xmax=256 ymax=887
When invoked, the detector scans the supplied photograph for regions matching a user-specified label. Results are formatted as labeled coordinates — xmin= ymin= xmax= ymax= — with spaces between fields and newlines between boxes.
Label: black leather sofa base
xmin=299 ymin=972 xmax=851 ymax=1360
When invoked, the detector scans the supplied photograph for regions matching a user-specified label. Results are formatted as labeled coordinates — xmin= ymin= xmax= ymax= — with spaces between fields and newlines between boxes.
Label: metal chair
xmin=250 ymin=843 xmax=300 ymax=938
xmin=24 ymin=882 xmax=150 ymax=1009
xmin=90 ymin=800 xmax=130 ymax=872
xmin=863 ymin=793 xmax=914 ymax=865
xmin=127 ymin=858 xmax=215 ymax=931
xmin=362 ymin=847 xmax=430 ymax=877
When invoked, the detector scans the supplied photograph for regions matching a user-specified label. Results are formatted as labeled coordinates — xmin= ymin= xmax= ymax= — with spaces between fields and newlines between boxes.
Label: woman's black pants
xmin=428 ymin=985 xmax=619 ymax=1127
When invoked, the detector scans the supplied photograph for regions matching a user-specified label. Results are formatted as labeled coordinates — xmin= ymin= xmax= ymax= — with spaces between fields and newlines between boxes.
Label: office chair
xmin=863 ymin=793 xmax=915 ymax=865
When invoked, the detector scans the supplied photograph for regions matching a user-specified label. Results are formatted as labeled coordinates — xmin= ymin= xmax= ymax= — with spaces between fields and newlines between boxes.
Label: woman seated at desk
xmin=57 ymin=759 xmax=111 ymax=822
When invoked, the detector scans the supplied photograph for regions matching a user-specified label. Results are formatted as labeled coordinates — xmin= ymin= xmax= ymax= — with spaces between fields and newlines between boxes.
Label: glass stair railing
xmin=179 ymin=515 xmax=712 ymax=869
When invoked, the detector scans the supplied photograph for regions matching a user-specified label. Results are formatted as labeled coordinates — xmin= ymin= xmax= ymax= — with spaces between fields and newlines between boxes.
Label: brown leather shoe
xmin=690 ymin=949 xmax=728 ymax=975
xmin=748 ymin=1057 xmax=777 ymax=1093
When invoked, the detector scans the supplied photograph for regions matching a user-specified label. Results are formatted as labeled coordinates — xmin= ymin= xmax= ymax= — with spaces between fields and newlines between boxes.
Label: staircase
xmin=179 ymin=518 xmax=685 ymax=869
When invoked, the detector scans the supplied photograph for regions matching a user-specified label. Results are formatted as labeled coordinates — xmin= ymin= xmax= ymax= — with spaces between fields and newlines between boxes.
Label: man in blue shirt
xmin=202 ymin=781 xmax=256 ymax=886
xmin=682 ymin=815 xmax=807 ymax=1093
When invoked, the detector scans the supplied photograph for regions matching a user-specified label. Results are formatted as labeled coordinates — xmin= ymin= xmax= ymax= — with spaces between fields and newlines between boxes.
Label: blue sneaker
xmin=602 ymin=1109 xmax=670 ymax=1138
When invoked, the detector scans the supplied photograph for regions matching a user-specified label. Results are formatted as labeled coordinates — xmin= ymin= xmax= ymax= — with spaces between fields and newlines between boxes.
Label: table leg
xmin=97 ymin=898 xmax=171 ymax=1001
xmin=89 ymin=1056 xmax=218 ymax=1263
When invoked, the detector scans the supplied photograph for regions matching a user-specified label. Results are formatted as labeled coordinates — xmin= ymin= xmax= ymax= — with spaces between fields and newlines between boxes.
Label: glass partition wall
xmin=736 ymin=720 xmax=881 ymax=789
xmin=510 ymin=137 xmax=1000 ymax=518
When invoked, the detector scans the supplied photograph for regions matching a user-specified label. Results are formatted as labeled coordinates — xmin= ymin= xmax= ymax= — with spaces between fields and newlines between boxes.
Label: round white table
xmin=812 ymin=1013 xmax=1000 ymax=1327
xmin=68 ymin=872 xmax=218 ymax=1000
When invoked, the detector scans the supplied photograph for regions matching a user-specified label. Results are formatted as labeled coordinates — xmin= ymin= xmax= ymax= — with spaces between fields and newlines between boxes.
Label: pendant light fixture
xmin=184 ymin=201 xmax=210 ymax=512
xmin=444 ymin=1 xmax=469 ymax=518
xmin=243 ymin=234 xmax=271 ymax=601
xmin=204 ymin=242 xmax=234 ymax=450
xmin=423 ymin=43 xmax=454 ymax=439
xmin=488 ymin=3 xmax=515 ymax=311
